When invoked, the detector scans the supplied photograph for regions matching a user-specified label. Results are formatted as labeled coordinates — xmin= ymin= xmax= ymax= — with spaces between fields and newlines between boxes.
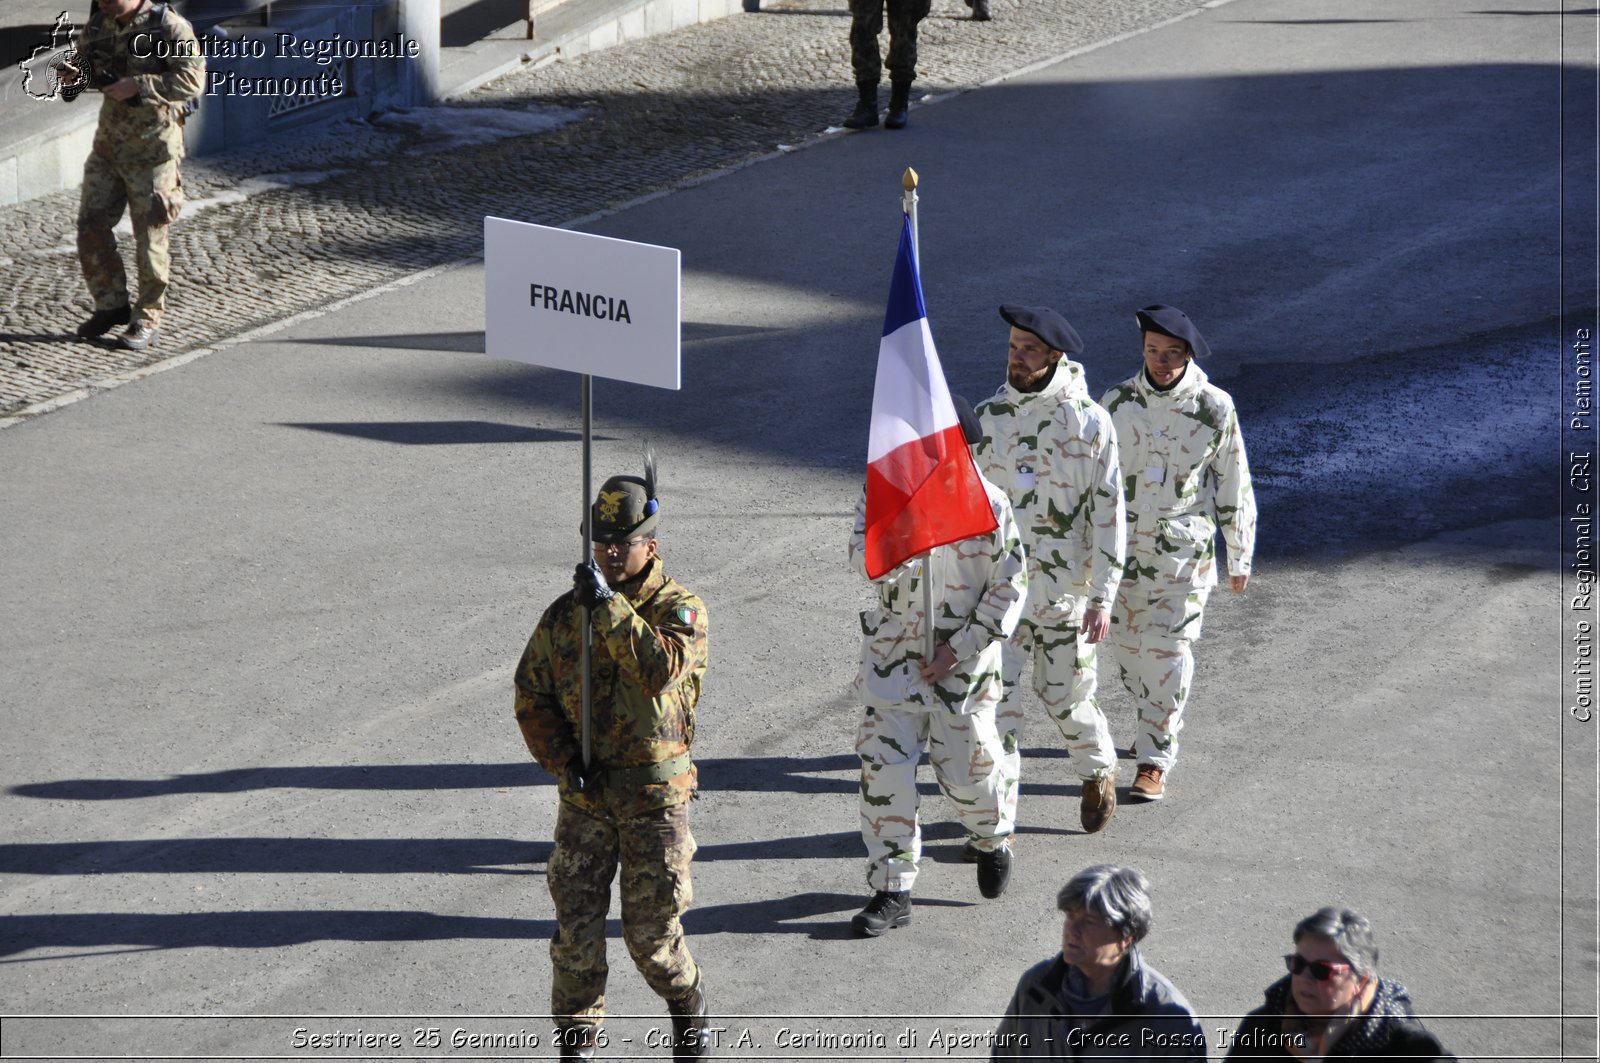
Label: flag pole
xmin=901 ymin=166 xmax=934 ymax=664
xmin=580 ymin=374 xmax=593 ymax=774
xmin=902 ymin=166 xmax=919 ymax=261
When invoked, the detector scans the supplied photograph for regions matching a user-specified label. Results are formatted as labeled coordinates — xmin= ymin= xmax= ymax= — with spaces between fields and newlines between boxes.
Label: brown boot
xmin=1080 ymin=773 xmax=1116 ymax=833
xmin=1130 ymin=763 xmax=1166 ymax=801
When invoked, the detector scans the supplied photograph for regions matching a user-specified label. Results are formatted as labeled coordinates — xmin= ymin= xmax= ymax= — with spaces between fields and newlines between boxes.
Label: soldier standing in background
xmin=848 ymin=398 xmax=1027 ymax=937
xmin=1101 ymin=305 xmax=1256 ymax=803
xmin=58 ymin=0 xmax=203 ymax=352
xmin=513 ymin=459 xmax=712 ymax=1061
xmin=975 ymin=305 xmax=1126 ymax=835
xmin=840 ymin=0 xmax=930 ymax=130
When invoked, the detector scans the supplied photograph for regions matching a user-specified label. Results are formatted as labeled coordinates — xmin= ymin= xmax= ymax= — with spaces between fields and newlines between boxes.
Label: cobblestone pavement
xmin=0 ymin=0 xmax=1208 ymax=420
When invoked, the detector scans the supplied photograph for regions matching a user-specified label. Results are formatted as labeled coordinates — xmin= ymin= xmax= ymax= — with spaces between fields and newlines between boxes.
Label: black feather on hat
xmin=591 ymin=450 xmax=661 ymax=543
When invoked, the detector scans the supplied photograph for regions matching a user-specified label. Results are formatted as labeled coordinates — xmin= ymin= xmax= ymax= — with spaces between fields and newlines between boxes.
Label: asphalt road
xmin=1 ymin=0 xmax=1594 ymax=1059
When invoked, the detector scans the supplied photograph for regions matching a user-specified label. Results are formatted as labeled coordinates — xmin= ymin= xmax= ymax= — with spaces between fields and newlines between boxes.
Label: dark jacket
xmin=992 ymin=948 xmax=1207 ymax=1060
xmin=1225 ymin=975 xmax=1454 ymax=1062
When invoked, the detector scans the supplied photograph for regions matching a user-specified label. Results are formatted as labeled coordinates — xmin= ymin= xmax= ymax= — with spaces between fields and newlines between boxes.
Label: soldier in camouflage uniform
xmin=975 ymin=305 xmax=1126 ymax=835
xmin=513 ymin=460 xmax=712 ymax=1060
xmin=1100 ymin=305 xmax=1256 ymax=803
xmin=848 ymin=399 xmax=1027 ymax=937
xmin=840 ymin=0 xmax=931 ymax=130
xmin=60 ymin=0 xmax=204 ymax=352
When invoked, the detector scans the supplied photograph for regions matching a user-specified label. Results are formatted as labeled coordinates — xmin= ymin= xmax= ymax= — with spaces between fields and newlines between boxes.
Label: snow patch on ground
xmin=178 ymin=170 xmax=348 ymax=223
xmin=372 ymin=104 xmax=585 ymax=154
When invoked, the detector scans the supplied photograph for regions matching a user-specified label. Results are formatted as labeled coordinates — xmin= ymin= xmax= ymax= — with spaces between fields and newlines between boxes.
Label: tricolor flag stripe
xmin=867 ymin=315 xmax=957 ymax=464
xmin=862 ymin=214 xmax=998 ymax=580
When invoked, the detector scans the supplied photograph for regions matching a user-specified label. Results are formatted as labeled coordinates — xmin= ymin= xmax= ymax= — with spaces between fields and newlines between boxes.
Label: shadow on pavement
xmin=0 ymin=890 xmax=978 ymax=955
xmin=0 ymin=910 xmax=558 ymax=959
xmin=8 ymin=761 xmax=546 ymax=799
xmin=442 ymin=0 xmax=527 ymax=47
xmin=278 ymin=420 xmax=589 ymax=444
xmin=288 ymin=331 xmax=487 ymax=353
xmin=0 ymin=837 xmax=549 ymax=876
xmin=683 ymin=890 xmax=974 ymax=938
xmin=7 ymin=751 xmax=1094 ymax=802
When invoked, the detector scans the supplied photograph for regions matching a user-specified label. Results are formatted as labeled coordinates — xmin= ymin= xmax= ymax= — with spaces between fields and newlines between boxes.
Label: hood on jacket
xmin=1002 ymin=357 xmax=1091 ymax=406
xmin=1132 ymin=358 xmax=1208 ymax=401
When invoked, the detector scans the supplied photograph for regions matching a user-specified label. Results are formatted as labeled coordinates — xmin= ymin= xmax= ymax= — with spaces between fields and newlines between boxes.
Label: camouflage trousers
xmin=547 ymin=799 xmax=698 ymax=1027
xmin=998 ymin=609 xmax=1117 ymax=824
xmin=77 ymin=147 xmax=185 ymax=326
xmin=1110 ymin=588 xmax=1211 ymax=772
xmin=848 ymin=0 xmax=932 ymax=87
xmin=858 ymin=702 xmax=1012 ymax=893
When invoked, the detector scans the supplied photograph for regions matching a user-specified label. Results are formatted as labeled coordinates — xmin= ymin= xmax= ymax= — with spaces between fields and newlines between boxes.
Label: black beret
xmin=1134 ymin=304 xmax=1210 ymax=359
xmin=999 ymin=304 xmax=1083 ymax=356
xmin=951 ymin=394 xmax=982 ymax=446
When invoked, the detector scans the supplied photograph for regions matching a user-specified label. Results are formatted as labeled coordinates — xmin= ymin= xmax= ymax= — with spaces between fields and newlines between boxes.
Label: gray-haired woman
xmin=1225 ymin=907 xmax=1454 ymax=1062
xmin=992 ymin=865 xmax=1206 ymax=1061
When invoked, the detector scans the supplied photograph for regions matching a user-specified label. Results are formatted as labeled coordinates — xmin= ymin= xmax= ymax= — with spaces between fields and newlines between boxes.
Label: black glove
xmin=573 ymin=560 xmax=615 ymax=610
xmin=563 ymin=760 xmax=590 ymax=794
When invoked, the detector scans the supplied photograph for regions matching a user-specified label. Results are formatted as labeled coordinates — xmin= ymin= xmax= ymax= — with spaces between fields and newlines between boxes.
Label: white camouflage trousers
xmin=1111 ymin=588 xmax=1210 ymax=771
xmin=857 ymin=703 xmax=1012 ymax=892
xmin=997 ymin=611 xmax=1117 ymax=824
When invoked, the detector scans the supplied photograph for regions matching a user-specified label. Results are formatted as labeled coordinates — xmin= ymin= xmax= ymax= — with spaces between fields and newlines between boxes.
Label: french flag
xmin=862 ymin=214 xmax=998 ymax=580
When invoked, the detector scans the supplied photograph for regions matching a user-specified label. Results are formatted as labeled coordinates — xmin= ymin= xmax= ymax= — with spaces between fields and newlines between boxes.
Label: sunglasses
xmin=592 ymin=537 xmax=650 ymax=556
xmin=1284 ymin=954 xmax=1353 ymax=981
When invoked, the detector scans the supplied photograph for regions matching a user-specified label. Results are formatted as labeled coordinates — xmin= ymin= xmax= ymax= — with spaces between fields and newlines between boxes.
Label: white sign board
xmin=484 ymin=216 xmax=682 ymax=390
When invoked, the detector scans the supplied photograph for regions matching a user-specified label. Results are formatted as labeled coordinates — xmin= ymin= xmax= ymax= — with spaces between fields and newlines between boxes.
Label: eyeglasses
xmin=1284 ymin=954 xmax=1353 ymax=981
xmin=592 ymin=537 xmax=649 ymax=556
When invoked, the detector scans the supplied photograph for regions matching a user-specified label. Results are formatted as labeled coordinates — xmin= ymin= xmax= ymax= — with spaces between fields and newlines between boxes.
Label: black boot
xmin=884 ymin=82 xmax=911 ymax=129
xmin=843 ymin=84 xmax=879 ymax=129
xmin=554 ymin=1025 xmax=597 ymax=1061
xmin=976 ymin=842 xmax=1013 ymax=899
xmin=851 ymin=889 xmax=912 ymax=936
xmin=668 ymin=977 xmax=711 ymax=1060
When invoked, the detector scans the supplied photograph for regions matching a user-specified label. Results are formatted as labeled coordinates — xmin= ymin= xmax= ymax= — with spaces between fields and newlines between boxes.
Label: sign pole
xmin=902 ymin=167 xmax=934 ymax=663
xmin=580 ymin=374 xmax=593 ymax=773
xmin=483 ymin=215 xmax=682 ymax=777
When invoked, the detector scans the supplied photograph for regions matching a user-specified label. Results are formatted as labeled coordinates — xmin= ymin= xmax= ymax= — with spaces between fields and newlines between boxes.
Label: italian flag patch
xmin=675 ymin=605 xmax=699 ymax=625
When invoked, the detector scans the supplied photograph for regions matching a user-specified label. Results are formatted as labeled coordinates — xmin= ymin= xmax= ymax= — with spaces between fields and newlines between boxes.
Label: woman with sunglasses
xmin=991 ymin=865 xmax=1206 ymax=1060
xmin=1225 ymin=907 xmax=1454 ymax=1061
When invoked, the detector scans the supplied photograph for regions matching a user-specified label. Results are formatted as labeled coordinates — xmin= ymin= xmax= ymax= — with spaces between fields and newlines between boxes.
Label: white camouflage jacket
xmin=848 ymin=477 xmax=1027 ymax=714
xmin=1100 ymin=361 xmax=1256 ymax=596
xmin=974 ymin=361 xmax=1126 ymax=618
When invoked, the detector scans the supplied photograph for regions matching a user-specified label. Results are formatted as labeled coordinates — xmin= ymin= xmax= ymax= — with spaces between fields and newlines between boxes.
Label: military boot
xmin=554 ymin=1025 xmax=597 ymax=1061
xmin=976 ymin=843 xmax=1013 ymax=899
xmin=842 ymin=84 xmax=879 ymax=129
xmin=667 ymin=977 xmax=711 ymax=1060
xmin=883 ymin=82 xmax=912 ymax=129
xmin=851 ymin=890 xmax=911 ymax=936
